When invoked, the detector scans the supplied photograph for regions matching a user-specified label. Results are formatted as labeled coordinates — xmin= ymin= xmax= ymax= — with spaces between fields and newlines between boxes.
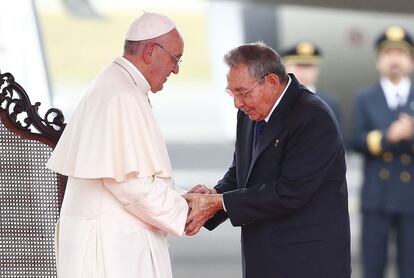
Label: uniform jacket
xmin=352 ymin=82 xmax=414 ymax=214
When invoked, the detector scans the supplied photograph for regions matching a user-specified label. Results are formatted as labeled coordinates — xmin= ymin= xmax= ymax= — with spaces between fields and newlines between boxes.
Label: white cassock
xmin=47 ymin=57 xmax=188 ymax=278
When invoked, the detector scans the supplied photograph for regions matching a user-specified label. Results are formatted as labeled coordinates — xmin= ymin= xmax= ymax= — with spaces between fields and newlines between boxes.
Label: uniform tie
xmin=396 ymin=91 xmax=407 ymax=107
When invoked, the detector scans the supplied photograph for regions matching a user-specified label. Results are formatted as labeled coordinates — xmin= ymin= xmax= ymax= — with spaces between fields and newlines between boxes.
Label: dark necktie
xmin=254 ymin=120 xmax=266 ymax=148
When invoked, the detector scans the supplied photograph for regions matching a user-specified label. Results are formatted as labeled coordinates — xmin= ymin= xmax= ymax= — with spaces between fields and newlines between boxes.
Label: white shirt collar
xmin=306 ymin=85 xmax=316 ymax=94
xmin=380 ymin=77 xmax=411 ymax=110
xmin=264 ymin=76 xmax=292 ymax=122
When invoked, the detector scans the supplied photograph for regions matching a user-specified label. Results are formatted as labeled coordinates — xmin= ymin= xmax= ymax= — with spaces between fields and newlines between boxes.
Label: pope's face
xmin=149 ymin=29 xmax=184 ymax=93
xmin=376 ymin=47 xmax=414 ymax=81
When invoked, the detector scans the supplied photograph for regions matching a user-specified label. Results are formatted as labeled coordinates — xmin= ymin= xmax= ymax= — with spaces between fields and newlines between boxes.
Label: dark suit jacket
xmin=351 ymin=82 xmax=414 ymax=214
xmin=205 ymin=74 xmax=351 ymax=278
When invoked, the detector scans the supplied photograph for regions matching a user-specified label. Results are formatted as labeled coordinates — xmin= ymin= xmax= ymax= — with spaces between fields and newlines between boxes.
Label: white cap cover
xmin=125 ymin=12 xmax=176 ymax=41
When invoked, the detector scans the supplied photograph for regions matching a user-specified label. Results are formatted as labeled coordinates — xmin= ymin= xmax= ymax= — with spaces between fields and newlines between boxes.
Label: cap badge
xmin=296 ymin=42 xmax=315 ymax=56
xmin=386 ymin=26 xmax=405 ymax=42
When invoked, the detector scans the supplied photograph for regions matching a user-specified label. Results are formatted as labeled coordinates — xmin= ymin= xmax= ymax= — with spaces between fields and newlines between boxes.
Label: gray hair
xmin=123 ymin=40 xmax=147 ymax=55
xmin=224 ymin=42 xmax=288 ymax=83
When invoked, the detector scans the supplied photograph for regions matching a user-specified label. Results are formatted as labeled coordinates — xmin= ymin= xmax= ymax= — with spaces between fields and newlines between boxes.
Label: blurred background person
xmin=351 ymin=25 xmax=414 ymax=278
xmin=281 ymin=41 xmax=343 ymax=133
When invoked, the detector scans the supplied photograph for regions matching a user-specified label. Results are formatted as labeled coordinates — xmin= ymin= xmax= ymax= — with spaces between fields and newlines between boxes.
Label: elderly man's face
xmin=376 ymin=47 xmax=414 ymax=81
xmin=149 ymin=29 xmax=184 ymax=93
xmin=227 ymin=64 xmax=276 ymax=122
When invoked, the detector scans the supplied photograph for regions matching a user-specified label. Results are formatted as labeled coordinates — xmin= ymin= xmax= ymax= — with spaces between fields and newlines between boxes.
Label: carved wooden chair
xmin=0 ymin=72 xmax=66 ymax=277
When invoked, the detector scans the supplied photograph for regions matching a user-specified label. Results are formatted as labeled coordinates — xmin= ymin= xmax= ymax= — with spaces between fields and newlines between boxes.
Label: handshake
xmin=182 ymin=184 xmax=224 ymax=236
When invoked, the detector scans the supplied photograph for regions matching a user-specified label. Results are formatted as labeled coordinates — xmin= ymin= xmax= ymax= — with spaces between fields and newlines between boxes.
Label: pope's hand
xmin=188 ymin=184 xmax=217 ymax=194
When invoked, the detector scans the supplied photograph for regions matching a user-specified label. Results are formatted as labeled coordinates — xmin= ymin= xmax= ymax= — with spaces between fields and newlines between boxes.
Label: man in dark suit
xmin=184 ymin=42 xmax=351 ymax=278
xmin=351 ymin=26 xmax=414 ymax=278
xmin=281 ymin=41 xmax=342 ymax=132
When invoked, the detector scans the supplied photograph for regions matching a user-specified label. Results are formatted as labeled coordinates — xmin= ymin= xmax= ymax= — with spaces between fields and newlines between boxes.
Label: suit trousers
xmin=362 ymin=210 xmax=414 ymax=278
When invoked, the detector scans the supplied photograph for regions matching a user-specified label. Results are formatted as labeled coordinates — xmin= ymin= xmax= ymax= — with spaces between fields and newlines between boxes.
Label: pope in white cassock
xmin=47 ymin=13 xmax=189 ymax=278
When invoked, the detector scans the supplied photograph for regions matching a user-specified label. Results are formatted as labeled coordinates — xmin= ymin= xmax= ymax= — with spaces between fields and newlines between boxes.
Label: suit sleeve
xmin=103 ymin=175 xmax=188 ymax=236
xmin=223 ymin=106 xmax=344 ymax=227
xmin=204 ymin=153 xmax=237 ymax=230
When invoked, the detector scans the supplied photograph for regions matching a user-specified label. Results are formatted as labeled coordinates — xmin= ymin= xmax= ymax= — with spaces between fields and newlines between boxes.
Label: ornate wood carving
xmin=0 ymin=71 xmax=66 ymax=148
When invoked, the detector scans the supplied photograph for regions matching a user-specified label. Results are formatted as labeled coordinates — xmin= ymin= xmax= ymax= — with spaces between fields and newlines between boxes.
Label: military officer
xmin=281 ymin=41 xmax=342 ymax=128
xmin=351 ymin=25 xmax=414 ymax=278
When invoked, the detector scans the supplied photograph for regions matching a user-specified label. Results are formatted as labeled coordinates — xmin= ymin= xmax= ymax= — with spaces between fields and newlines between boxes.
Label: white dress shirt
xmin=264 ymin=76 xmax=292 ymax=122
xmin=380 ymin=77 xmax=411 ymax=110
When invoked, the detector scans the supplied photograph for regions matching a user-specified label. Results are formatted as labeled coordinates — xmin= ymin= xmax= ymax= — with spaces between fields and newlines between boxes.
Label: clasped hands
xmin=387 ymin=112 xmax=414 ymax=143
xmin=183 ymin=184 xmax=223 ymax=236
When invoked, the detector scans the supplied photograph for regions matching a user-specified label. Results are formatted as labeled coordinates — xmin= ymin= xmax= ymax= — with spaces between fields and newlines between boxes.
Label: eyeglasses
xmin=225 ymin=75 xmax=267 ymax=98
xmin=154 ymin=43 xmax=182 ymax=66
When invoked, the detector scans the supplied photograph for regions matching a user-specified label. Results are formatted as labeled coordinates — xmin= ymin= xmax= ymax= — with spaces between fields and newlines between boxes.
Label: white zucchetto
xmin=125 ymin=12 xmax=176 ymax=41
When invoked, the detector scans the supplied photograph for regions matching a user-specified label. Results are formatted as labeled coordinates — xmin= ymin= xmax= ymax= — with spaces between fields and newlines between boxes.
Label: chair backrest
xmin=0 ymin=72 xmax=66 ymax=277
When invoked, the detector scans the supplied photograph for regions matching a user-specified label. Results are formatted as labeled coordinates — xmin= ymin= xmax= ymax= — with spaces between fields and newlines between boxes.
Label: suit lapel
xmin=244 ymin=74 xmax=302 ymax=187
xmin=245 ymin=117 xmax=283 ymax=184
xmin=238 ymin=116 xmax=255 ymax=188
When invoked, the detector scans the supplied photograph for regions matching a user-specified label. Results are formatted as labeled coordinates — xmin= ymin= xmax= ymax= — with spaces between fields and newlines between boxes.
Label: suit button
xmin=383 ymin=152 xmax=394 ymax=162
xmin=379 ymin=169 xmax=390 ymax=180
xmin=400 ymin=172 xmax=411 ymax=183
xmin=400 ymin=154 xmax=411 ymax=165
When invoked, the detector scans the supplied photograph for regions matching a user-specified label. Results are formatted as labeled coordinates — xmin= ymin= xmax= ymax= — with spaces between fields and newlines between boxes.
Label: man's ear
xmin=142 ymin=42 xmax=156 ymax=64
xmin=267 ymin=74 xmax=281 ymax=88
